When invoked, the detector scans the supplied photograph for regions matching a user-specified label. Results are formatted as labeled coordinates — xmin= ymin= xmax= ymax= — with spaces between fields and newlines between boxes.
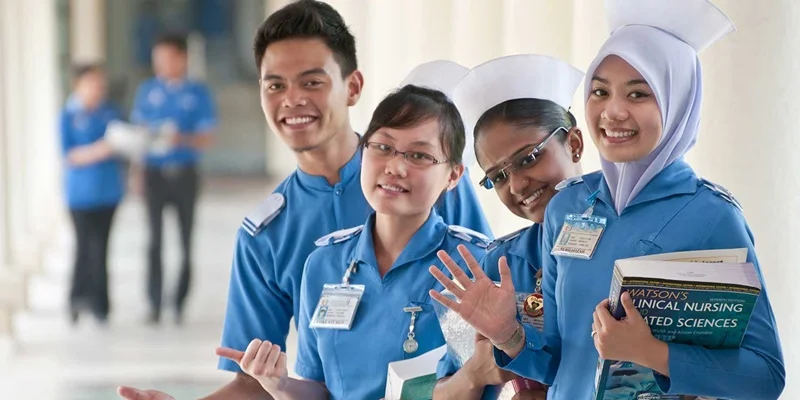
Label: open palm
xmin=429 ymin=244 xmax=519 ymax=344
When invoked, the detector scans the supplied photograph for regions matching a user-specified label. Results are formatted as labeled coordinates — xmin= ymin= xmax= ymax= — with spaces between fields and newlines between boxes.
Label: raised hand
xmin=117 ymin=387 xmax=175 ymax=400
xmin=216 ymin=339 xmax=288 ymax=391
xmin=428 ymin=244 xmax=519 ymax=344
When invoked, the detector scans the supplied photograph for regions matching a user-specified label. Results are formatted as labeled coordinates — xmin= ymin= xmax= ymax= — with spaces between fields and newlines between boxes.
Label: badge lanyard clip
xmin=582 ymin=189 xmax=600 ymax=218
xmin=340 ymin=260 xmax=357 ymax=287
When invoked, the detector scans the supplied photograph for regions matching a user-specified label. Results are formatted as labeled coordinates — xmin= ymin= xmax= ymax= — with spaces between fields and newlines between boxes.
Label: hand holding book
xmin=428 ymin=244 xmax=519 ymax=348
xmin=592 ymin=293 xmax=670 ymax=376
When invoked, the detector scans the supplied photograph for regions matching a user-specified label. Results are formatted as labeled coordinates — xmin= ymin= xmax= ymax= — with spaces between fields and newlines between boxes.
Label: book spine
xmin=592 ymin=358 xmax=612 ymax=400
xmin=608 ymin=265 xmax=626 ymax=319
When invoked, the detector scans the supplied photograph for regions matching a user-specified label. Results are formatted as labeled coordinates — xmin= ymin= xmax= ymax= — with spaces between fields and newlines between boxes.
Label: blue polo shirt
xmin=130 ymin=77 xmax=217 ymax=167
xmin=59 ymin=97 xmax=125 ymax=210
xmin=296 ymin=211 xmax=490 ymax=399
xmin=218 ymin=149 xmax=493 ymax=374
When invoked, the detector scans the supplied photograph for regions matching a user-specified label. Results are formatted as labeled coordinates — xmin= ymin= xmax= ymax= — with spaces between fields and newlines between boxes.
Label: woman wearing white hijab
xmin=428 ymin=0 xmax=785 ymax=399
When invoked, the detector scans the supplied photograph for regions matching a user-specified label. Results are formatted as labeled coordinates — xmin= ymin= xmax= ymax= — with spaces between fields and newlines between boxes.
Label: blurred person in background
xmin=59 ymin=63 xmax=125 ymax=326
xmin=129 ymin=33 xmax=218 ymax=325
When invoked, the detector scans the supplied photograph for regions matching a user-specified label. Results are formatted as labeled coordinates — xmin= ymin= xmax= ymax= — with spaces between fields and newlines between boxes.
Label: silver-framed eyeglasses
xmin=479 ymin=126 xmax=568 ymax=189
xmin=363 ymin=141 xmax=448 ymax=167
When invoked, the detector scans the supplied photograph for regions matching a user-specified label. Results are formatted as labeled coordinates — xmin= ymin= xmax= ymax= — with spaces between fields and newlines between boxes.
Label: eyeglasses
xmin=478 ymin=126 xmax=567 ymax=190
xmin=363 ymin=141 xmax=448 ymax=167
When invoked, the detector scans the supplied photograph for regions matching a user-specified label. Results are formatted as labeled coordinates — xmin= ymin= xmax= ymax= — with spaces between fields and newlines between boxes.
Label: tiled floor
xmin=0 ymin=176 xmax=301 ymax=400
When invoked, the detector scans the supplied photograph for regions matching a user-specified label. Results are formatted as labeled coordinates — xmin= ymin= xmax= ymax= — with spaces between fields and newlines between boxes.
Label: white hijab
xmin=584 ymin=25 xmax=702 ymax=214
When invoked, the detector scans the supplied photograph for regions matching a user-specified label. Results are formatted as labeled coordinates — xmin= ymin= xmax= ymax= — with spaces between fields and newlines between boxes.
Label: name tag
xmin=551 ymin=213 xmax=607 ymax=260
xmin=309 ymin=284 xmax=365 ymax=330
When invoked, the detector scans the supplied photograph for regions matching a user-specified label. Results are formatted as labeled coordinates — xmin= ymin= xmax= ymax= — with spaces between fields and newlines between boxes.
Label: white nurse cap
xmin=452 ymin=54 xmax=584 ymax=166
xmin=606 ymin=0 xmax=735 ymax=53
xmin=398 ymin=60 xmax=469 ymax=100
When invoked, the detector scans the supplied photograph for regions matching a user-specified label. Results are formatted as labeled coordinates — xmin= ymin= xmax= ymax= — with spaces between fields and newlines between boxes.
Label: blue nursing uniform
xmin=296 ymin=211 xmax=490 ymax=400
xmin=130 ymin=77 xmax=217 ymax=167
xmin=437 ymin=225 xmax=545 ymax=398
xmin=496 ymin=160 xmax=785 ymax=400
xmin=60 ymin=98 xmax=125 ymax=210
xmin=218 ymin=149 xmax=492 ymax=373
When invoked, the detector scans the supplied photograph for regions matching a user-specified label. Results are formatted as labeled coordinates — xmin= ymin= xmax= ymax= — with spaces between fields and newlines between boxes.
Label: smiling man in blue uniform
xmin=429 ymin=1 xmax=785 ymax=399
xmin=117 ymin=1 xmax=490 ymax=399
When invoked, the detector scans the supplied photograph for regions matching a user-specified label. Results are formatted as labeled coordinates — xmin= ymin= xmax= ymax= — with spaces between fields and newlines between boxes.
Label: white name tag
xmin=551 ymin=213 xmax=607 ymax=260
xmin=309 ymin=284 xmax=365 ymax=330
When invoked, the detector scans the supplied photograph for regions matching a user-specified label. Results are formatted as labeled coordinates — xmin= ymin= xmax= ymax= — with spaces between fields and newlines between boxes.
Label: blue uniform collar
xmin=586 ymin=159 xmax=697 ymax=214
xmin=507 ymin=223 xmax=542 ymax=267
xmin=296 ymin=146 xmax=362 ymax=191
xmin=352 ymin=210 xmax=447 ymax=275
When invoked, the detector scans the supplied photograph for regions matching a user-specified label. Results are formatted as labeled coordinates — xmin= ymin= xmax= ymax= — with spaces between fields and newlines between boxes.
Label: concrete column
xmin=684 ymin=2 xmax=800 ymax=397
xmin=568 ymin=0 xmax=609 ymax=176
xmin=21 ymin=0 xmax=64 ymax=261
xmin=69 ymin=0 xmax=105 ymax=63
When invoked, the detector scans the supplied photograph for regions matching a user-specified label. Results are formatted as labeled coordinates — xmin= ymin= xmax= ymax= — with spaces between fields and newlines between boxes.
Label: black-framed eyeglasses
xmin=478 ymin=126 xmax=568 ymax=190
xmin=363 ymin=141 xmax=448 ymax=167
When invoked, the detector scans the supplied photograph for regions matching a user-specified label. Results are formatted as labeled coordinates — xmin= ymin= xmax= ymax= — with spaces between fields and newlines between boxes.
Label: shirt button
xmin=335 ymin=188 xmax=343 ymax=196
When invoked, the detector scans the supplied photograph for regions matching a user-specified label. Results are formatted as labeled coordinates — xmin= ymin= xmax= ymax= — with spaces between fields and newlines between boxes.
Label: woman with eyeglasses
xmin=215 ymin=61 xmax=491 ymax=400
xmin=432 ymin=55 xmax=584 ymax=400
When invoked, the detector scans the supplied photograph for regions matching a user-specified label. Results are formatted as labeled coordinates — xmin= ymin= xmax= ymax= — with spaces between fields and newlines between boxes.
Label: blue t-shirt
xmin=130 ymin=77 xmax=217 ymax=167
xmin=296 ymin=211 xmax=490 ymax=400
xmin=60 ymin=97 xmax=125 ymax=210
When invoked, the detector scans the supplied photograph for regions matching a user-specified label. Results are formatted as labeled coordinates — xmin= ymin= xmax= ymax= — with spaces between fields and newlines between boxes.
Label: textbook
xmin=434 ymin=288 xmax=544 ymax=399
xmin=384 ymin=345 xmax=446 ymax=400
xmin=593 ymin=248 xmax=760 ymax=400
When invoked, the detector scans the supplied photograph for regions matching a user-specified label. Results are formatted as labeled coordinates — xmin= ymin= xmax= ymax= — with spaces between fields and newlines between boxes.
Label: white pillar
xmin=69 ymin=0 xmax=105 ymax=63
xmin=686 ymin=2 xmax=800 ymax=398
xmin=451 ymin=0 xmax=504 ymax=68
xmin=502 ymin=0 xmax=573 ymax=61
xmin=568 ymin=0 xmax=609 ymax=176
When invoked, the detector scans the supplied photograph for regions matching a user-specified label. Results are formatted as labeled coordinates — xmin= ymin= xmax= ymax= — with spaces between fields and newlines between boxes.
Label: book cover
xmin=593 ymin=249 xmax=760 ymax=400
xmin=433 ymin=288 xmax=544 ymax=399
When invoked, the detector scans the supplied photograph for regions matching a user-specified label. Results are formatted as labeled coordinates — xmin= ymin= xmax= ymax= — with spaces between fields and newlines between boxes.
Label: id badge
xmin=550 ymin=213 xmax=607 ymax=259
xmin=309 ymin=283 xmax=365 ymax=330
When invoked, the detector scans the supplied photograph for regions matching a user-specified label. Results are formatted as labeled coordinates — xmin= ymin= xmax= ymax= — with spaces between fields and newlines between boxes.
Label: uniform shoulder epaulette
xmin=486 ymin=226 xmax=528 ymax=252
xmin=555 ymin=176 xmax=585 ymax=191
xmin=447 ymin=225 xmax=491 ymax=249
xmin=698 ymin=178 xmax=743 ymax=212
xmin=242 ymin=193 xmax=285 ymax=237
xmin=315 ymin=225 xmax=365 ymax=247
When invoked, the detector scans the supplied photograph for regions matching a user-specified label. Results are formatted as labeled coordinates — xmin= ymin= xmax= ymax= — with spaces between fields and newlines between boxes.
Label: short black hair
xmin=253 ymin=0 xmax=357 ymax=77
xmin=361 ymin=85 xmax=465 ymax=166
xmin=474 ymin=99 xmax=576 ymax=163
xmin=154 ymin=33 xmax=188 ymax=53
xmin=72 ymin=63 xmax=102 ymax=81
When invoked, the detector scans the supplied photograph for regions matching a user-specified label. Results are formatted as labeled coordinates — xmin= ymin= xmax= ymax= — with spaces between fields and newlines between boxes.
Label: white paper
xmin=385 ymin=345 xmax=446 ymax=400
